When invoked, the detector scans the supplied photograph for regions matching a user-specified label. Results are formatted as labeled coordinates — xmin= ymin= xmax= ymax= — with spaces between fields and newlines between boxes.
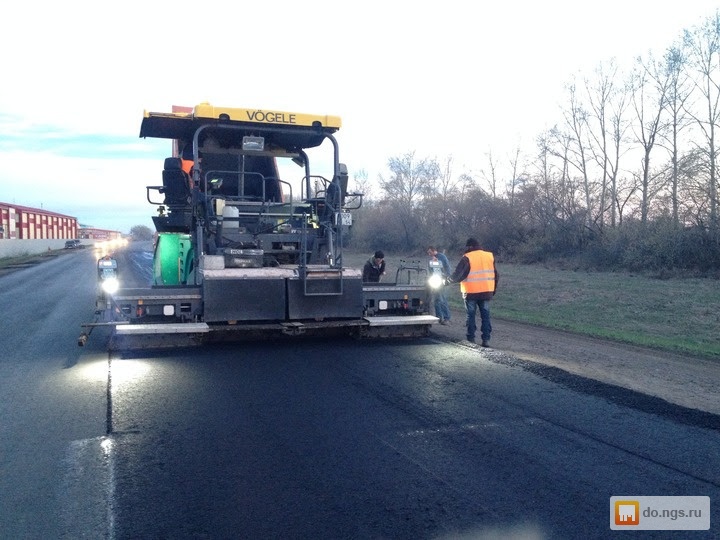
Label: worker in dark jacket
xmin=447 ymin=238 xmax=499 ymax=347
xmin=362 ymin=250 xmax=386 ymax=282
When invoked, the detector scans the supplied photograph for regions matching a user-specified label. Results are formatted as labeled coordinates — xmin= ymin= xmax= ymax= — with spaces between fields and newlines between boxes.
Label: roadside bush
xmin=581 ymin=219 xmax=720 ymax=273
xmin=350 ymin=190 xmax=720 ymax=275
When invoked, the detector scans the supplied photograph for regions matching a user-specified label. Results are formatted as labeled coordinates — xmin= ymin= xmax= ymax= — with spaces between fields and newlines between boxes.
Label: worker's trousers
xmin=464 ymin=298 xmax=491 ymax=342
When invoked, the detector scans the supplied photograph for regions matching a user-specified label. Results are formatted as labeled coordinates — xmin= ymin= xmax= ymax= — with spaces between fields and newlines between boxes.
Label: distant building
xmin=79 ymin=227 xmax=123 ymax=241
xmin=0 ymin=202 xmax=78 ymax=240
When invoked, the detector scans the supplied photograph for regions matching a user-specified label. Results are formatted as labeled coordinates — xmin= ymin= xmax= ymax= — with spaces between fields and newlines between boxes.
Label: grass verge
xmin=0 ymin=251 xmax=56 ymax=267
xmin=445 ymin=263 xmax=720 ymax=359
xmin=345 ymin=250 xmax=719 ymax=359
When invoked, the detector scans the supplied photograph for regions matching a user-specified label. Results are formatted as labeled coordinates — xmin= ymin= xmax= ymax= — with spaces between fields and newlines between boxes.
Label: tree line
xmin=348 ymin=11 xmax=720 ymax=275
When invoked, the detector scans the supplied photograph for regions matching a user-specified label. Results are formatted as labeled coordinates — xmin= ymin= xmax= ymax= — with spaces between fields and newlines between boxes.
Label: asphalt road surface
xmin=1 ymin=243 xmax=718 ymax=539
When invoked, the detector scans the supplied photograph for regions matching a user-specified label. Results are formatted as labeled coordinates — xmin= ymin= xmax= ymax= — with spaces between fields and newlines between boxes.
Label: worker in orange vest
xmin=179 ymin=142 xmax=194 ymax=187
xmin=447 ymin=237 xmax=499 ymax=347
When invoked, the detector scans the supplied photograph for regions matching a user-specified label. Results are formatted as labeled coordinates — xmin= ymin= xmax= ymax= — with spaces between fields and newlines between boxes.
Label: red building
xmin=78 ymin=227 xmax=123 ymax=241
xmin=0 ymin=202 xmax=78 ymax=240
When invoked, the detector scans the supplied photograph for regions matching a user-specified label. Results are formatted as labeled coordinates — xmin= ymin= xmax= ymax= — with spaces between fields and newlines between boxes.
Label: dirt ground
xmin=430 ymin=305 xmax=720 ymax=417
xmin=0 ymin=251 xmax=67 ymax=277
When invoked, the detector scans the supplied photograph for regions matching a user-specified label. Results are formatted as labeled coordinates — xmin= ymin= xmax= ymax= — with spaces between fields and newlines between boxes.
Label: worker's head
xmin=374 ymin=250 xmax=384 ymax=261
xmin=465 ymin=237 xmax=480 ymax=250
xmin=180 ymin=141 xmax=194 ymax=160
xmin=426 ymin=246 xmax=437 ymax=256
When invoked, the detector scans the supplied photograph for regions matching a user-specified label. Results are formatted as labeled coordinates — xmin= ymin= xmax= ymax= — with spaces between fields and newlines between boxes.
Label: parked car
xmin=64 ymin=240 xmax=82 ymax=249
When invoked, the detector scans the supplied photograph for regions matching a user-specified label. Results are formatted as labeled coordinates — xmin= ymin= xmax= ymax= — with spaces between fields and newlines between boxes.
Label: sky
xmin=1 ymin=0 xmax=718 ymax=233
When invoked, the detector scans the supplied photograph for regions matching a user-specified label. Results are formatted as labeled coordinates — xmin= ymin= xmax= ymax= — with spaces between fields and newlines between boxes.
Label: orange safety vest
xmin=460 ymin=250 xmax=496 ymax=294
xmin=181 ymin=159 xmax=194 ymax=188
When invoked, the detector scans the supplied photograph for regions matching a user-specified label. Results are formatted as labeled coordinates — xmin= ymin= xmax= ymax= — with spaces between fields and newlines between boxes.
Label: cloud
xmin=0 ymin=117 xmax=167 ymax=231
xmin=2 ymin=0 xmax=718 ymax=232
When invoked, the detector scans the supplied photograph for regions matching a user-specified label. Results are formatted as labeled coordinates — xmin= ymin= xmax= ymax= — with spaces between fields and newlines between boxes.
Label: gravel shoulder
xmin=430 ymin=306 xmax=720 ymax=416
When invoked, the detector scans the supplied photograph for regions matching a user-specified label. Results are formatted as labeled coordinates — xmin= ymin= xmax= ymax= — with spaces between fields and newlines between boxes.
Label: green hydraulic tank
xmin=153 ymin=233 xmax=194 ymax=285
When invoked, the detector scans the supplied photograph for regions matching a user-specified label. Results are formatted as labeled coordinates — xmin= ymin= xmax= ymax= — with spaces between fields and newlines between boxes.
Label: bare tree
xmin=379 ymin=151 xmax=439 ymax=207
xmin=457 ymin=173 xmax=476 ymax=204
xmin=676 ymin=147 xmax=711 ymax=227
xmin=659 ymin=43 xmax=693 ymax=226
xmin=683 ymin=11 xmax=720 ymax=239
xmin=614 ymin=175 xmax=638 ymax=226
xmin=607 ymin=81 xmax=632 ymax=228
xmin=631 ymin=52 xmax=671 ymax=224
xmin=479 ymin=149 xmax=500 ymax=198
xmin=352 ymin=168 xmax=373 ymax=202
xmin=378 ymin=151 xmax=440 ymax=247
xmin=584 ymin=60 xmax=619 ymax=229
xmin=424 ymin=155 xmax=463 ymax=244
xmin=581 ymin=60 xmax=633 ymax=229
xmin=562 ymin=82 xmax=595 ymax=232
xmin=528 ymin=131 xmax=571 ymax=234
xmin=548 ymin=126 xmax=584 ymax=223
xmin=437 ymin=155 xmax=460 ymax=200
xmin=506 ymin=143 xmax=527 ymax=207
xmin=444 ymin=173 xmax=478 ymax=248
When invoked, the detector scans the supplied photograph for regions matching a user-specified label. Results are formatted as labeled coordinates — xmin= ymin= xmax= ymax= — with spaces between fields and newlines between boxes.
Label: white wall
xmin=0 ymin=239 xmax=91 ymax=258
